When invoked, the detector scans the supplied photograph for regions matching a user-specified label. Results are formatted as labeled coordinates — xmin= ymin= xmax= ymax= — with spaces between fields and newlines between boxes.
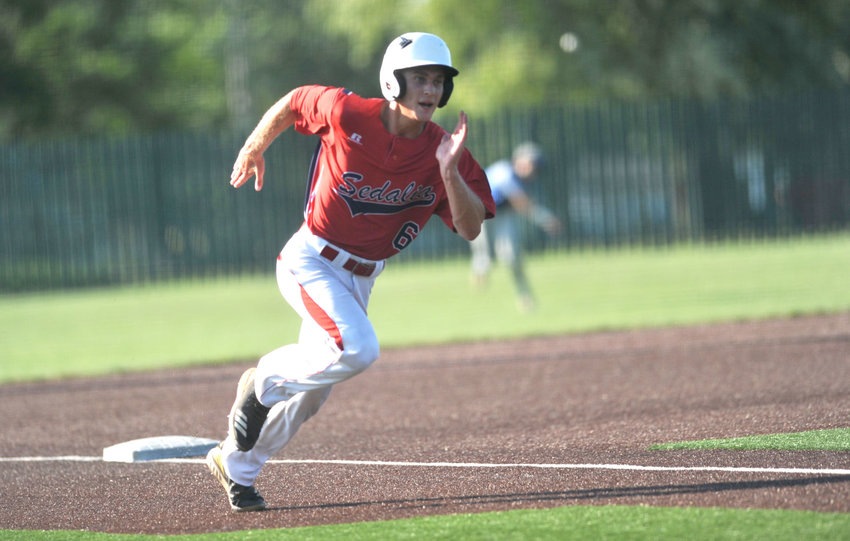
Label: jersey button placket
xmin=384 ymin=138 xmax=398 ymax=166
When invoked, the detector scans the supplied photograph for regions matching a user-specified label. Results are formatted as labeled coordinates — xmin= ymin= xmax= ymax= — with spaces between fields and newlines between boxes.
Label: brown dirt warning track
xmin=1 ymin=313 xmax=849 ymax=534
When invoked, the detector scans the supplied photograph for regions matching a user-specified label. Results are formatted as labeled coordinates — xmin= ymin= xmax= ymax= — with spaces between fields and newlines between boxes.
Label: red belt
xmin=319 ymin=246 xmax=377 ymax=277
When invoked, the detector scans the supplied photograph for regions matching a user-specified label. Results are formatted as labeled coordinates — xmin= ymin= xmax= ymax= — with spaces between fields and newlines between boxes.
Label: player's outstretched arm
xmin=230 ymin=90 xmax=298 ymax=191
xmin=437 ymin=111 xmax=486 ymax=240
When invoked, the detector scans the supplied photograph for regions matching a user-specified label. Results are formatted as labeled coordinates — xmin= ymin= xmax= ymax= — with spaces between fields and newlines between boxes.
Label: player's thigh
xmin=278 ymin=257 xmax=378 ymax=363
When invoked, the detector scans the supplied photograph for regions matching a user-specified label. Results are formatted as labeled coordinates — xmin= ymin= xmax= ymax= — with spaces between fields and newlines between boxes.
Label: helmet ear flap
xmin=393 ymin=71 xmax=407 ymax=101
xmin=438 ymin=76 xmax=453 ymax=108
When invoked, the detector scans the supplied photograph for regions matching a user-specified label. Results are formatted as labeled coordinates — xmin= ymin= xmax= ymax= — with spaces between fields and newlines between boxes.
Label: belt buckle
xmin=322 ymin=244 xmax=375 ymax=277
xmin=346 ymin=259 xmax=375 ymax=277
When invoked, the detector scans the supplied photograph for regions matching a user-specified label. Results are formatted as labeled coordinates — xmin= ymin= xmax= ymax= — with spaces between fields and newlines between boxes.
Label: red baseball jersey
xmin=290 ymin=85 xmax=495 ymax=261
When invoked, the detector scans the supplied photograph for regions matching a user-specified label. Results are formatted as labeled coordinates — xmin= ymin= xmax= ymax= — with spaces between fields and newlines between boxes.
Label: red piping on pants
xmin=299 ymin=283 xmax=344 ymax=351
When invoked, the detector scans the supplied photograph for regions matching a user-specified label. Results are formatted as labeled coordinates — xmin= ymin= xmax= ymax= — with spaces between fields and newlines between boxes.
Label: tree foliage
xmin=1 ymin=0 xmax=229 ymax=138
xmin=1 ymin=0 xmax=849 ymax=141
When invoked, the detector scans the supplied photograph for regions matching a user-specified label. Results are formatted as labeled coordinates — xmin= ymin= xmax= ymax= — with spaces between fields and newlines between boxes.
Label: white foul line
xmin=0 ymin=456 xmax=102 ymax=462
xmin=1 ymin=455 xmax=849 ymax=476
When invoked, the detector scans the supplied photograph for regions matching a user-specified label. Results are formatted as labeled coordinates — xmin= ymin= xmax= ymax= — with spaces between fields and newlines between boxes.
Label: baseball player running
xmin=206 ymin=32 xmax=495 ymax=512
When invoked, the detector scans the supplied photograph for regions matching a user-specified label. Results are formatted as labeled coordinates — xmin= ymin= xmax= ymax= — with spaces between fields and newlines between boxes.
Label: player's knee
xmin=340 ymin=330 xmax=380 ymax=373
xmin=288 ymin=387 xmax=332 ymax=424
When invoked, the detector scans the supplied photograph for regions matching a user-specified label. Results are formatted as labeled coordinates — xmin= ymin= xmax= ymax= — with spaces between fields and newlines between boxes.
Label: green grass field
xmin=1 ymin=234 xmax=848 ymax=383
xmin=2 ymin=234 xmax=849 ymax=539
xmin=3 ymin=505 xmax=850 ymax=541
xmin=650 ymin=428 xmax=850 ymax=451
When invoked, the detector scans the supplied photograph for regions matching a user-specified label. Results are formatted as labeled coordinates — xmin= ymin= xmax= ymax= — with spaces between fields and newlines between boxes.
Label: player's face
xmin=515 ymin=158 xmax=539 ymax=180
xmin=397 ymin=67 xmax=445 ymax=122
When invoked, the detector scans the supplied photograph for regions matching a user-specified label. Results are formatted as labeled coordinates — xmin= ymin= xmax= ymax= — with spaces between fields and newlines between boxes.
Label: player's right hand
xmin=230 ymin=150 xmax=266 ymax=191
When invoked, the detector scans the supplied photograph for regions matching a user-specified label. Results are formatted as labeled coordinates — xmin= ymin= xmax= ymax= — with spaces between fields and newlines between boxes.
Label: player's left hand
xmin=436 ymin=111 xmax=468 ymax=174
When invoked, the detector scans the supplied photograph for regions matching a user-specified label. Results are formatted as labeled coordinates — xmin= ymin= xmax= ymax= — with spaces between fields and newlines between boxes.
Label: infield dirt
xmin=1 ymin=313 xmax=848 ymax=534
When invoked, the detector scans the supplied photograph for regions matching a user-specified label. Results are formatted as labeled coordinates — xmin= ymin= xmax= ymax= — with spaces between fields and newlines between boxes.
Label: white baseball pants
xmin=221 ymin=224 xmax=385 ymax=486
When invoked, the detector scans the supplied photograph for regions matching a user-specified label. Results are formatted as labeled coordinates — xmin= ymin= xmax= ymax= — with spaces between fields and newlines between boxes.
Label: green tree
xmin=307 ymin=0 xmax=850 ymax=114
xmin=0 ymin=0 xmax=229 ymax=139
xmin=2 ymin=0 xmax=849 ymax=140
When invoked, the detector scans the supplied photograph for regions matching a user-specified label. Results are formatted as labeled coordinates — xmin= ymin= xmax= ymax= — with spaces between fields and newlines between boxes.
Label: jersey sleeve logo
xmin=336 ymin=172 xmax=436 ymax=216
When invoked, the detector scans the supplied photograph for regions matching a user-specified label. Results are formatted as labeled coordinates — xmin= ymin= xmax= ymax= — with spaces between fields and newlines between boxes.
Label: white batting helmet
xmin=380 ymin=32 xmax=459 ymax=108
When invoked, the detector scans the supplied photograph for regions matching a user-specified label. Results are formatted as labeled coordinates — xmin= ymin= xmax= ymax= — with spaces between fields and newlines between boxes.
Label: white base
xmin=103 ymin=435 xmax=219 ymax=462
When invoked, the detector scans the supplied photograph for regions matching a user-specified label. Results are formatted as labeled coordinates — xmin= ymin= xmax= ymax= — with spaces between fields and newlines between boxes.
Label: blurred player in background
xmin=470 ymin=142 xmax=561 ymax=312
xmin=205 ymin=32 xmax=494 ymax=512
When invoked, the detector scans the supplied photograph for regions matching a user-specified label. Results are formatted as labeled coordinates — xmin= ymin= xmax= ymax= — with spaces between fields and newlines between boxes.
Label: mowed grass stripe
xmin=650 ymin=428 xmax=850 ymax=451
xmin=2 ymin=505 xmax=849 ymax=540
xmin=1 ymin=234 xmax=848 ymax=383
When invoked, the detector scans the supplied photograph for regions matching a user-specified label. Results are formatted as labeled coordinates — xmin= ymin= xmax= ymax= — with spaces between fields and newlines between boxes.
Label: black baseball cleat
xmin=206 ymin=443 xmax=266 ymax=512
xmin=228 ymin=367 xmax=271 ymax=452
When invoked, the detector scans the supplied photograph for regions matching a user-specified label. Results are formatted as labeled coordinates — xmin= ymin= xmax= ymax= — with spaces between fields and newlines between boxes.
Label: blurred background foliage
xmin=2 ymin=0 xmax=850 ymax=141
xmin=2 ymin=0 xmax=850 ymax=292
